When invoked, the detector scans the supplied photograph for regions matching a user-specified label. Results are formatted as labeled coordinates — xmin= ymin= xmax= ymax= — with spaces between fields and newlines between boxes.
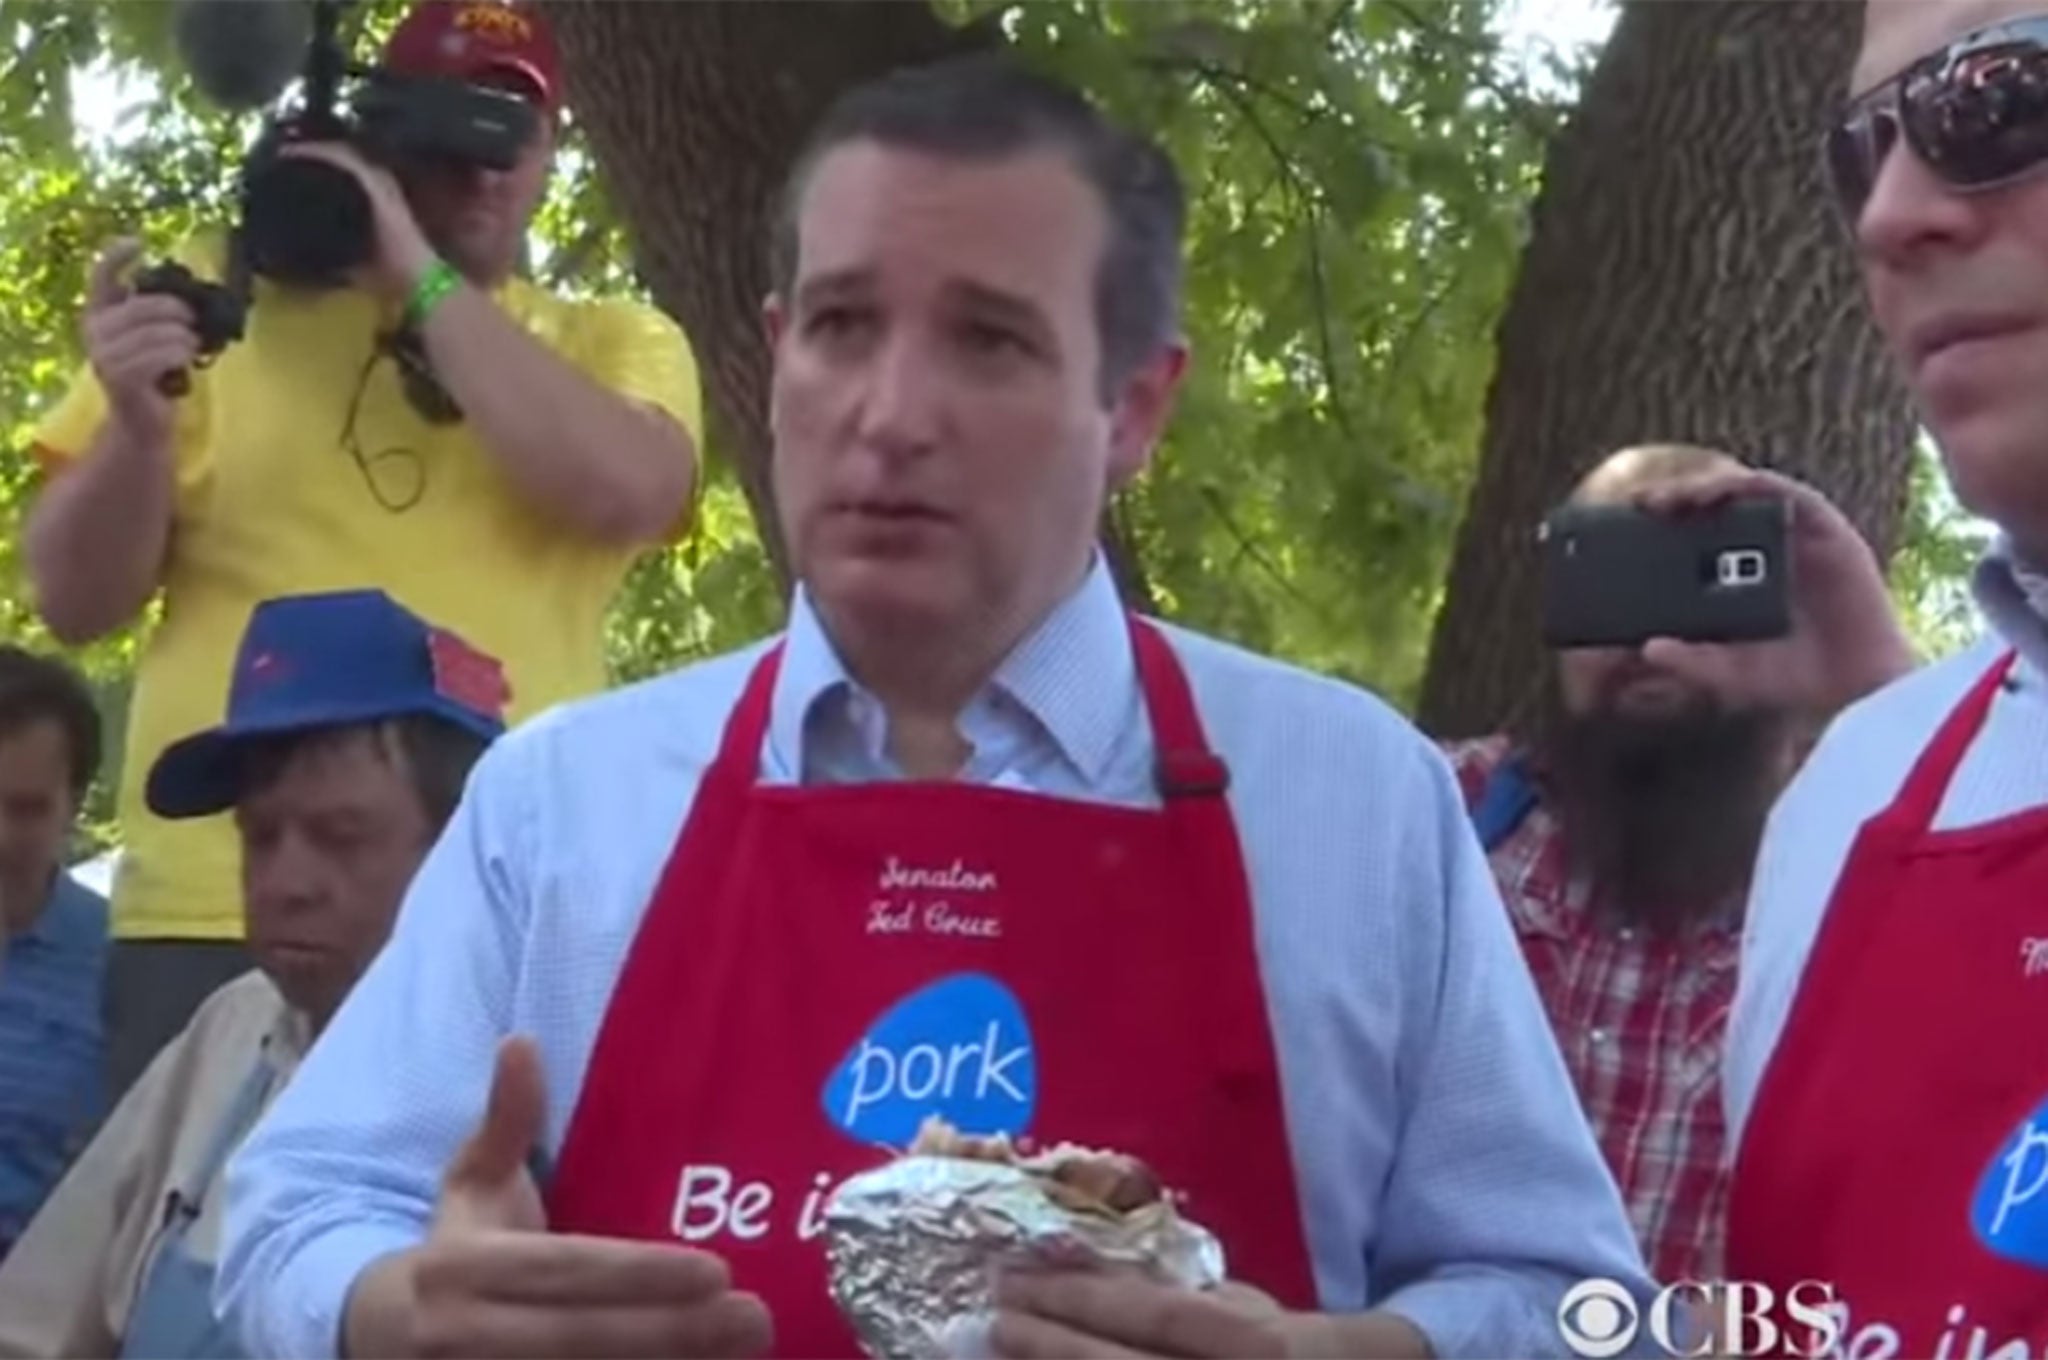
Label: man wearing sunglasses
xmin=17 ymin=1 xmax=702 ymax=1115
xmin=1723 ymin=1 xmax=2048 ymax=1351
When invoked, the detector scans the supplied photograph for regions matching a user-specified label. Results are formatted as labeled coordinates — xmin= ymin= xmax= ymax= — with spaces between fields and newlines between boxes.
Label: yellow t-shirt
xmin=31 ymin=240 xmax=703 ymax=941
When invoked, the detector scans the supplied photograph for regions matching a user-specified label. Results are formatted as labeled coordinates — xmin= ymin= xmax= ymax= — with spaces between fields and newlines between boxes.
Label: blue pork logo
xmin=1970 ymin=1095 xmax=2048 ymax=1268
xmin=820 ymin=973 xmax=1037 ymax=1147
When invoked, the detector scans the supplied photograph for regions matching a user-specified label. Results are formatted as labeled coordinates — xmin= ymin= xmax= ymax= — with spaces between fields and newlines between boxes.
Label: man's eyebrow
xmin=946 ymin=279 xmax=1054 ymax=339
xmin=794 ymin=268 xmax=874 ymax=310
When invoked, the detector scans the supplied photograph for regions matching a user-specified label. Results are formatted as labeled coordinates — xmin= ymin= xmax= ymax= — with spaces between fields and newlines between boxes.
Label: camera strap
xmin=222 ymin=226 xmax=257 ymax=315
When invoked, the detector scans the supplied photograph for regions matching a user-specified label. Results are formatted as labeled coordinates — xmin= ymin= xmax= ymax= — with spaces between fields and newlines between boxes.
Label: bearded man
xmin=1448 ymin=441 xmax=1914 ymax=1283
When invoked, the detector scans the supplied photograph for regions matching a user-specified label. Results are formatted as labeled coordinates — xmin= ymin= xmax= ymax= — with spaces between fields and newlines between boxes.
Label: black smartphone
xmin=1539 ymin=494 xmax=1792 ymax=649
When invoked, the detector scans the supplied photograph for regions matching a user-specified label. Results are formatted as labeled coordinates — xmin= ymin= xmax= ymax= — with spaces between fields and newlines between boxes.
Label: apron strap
xmin=1886 ymin=649 xmax=2016 ymax=832
xmin=1124 ymin=618 xmax=1266 ymax=1077
xmin=714 ymin=641 xmax=785 ymax=780
xmin=1127 ymin=619 xmax=1229 ymax=800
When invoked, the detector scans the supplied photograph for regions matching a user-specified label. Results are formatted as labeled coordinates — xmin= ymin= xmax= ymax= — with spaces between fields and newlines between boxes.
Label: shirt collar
xmin=767 ymin=556 xmax=1135 ymax=783
xmin=13 ymin=872 xmax=102 ymax=951
xmin=1971 ymin=537 xmax=2048 ymax=683
xmin=246 ymin=971 xmax=315 ymax=1072
xmin=265 ymin=1004 xmax=314 ymax=1070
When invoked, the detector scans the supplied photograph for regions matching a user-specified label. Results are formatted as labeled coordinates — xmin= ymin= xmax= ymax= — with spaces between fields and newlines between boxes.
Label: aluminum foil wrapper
xmin=824 ymin=1154 xmax=1227 ymax=1360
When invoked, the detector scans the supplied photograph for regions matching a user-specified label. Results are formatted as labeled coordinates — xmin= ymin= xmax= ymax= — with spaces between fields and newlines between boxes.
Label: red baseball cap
xmin=382 ymin=1 xmax=563 ymax=115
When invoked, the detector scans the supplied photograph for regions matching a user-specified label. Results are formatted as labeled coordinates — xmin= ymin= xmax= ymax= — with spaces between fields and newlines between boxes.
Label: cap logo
xmin=247 ymin=651 xmax=291 ymax=685
xmin=454 ymin=3 xmax=534 ymax=45
xmin=428 ymin=628 xmax=511 ymax=720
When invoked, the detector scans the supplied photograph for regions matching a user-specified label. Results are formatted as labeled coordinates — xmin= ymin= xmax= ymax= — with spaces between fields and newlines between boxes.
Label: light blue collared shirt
xmin=1729 ymin=539 xmax=2046 ymax=1152
xmin=1972 ymin=535 xmax=2045 ymax=671
xmin=218 ymin=561 xmax=1653 ymax=1358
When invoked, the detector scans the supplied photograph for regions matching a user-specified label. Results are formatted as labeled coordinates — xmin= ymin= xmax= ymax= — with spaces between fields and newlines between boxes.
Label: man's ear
xmin=763 ymin=293 xmax=788 ymax=348
xmin=1107 ymin=340 xmax=1191 ymax=487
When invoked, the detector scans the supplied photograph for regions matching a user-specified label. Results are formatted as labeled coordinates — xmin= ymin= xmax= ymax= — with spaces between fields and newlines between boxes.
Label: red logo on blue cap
xmin=429 ymin=628 xmax=511 ymax=720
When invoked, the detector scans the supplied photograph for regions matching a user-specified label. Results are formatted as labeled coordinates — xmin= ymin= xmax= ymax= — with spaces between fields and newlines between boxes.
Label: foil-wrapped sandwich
xmin=823 ymin=1116 xmax=1226 ymax=1360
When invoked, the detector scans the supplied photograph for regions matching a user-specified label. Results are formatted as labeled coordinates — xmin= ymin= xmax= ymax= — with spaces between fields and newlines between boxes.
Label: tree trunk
xmin=1415 ymin=0 xmax=1918 ymax=739
xmin=540 ymin=0 xmax=1157 ymax=612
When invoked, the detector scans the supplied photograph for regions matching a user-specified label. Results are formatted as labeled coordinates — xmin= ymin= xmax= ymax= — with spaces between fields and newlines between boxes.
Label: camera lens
xmin=241 ymin=156 xmax=376 ymax=285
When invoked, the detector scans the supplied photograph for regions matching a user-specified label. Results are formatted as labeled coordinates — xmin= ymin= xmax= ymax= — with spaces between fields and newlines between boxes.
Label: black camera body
xmin=131 ymin=260 xmax=250 ymax=395
xmin=239 ymin=65 xmax=538 ymax=288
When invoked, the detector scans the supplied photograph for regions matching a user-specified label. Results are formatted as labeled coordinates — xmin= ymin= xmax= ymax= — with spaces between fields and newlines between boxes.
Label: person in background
xmin=1723 ymin=0 xmax=2048 ymax=1347
xmin=1446 ymin=441 xmax=1914 ymax=1284
xmin=0 ymin=646 xmax=107 ymax=1262
xmin=20 ymin=0 xmax=703 ymax=1104
xmin=217 ymin=52 xmax=1654 ymax=1360
xmin=0 ymin=590 xmax=504 ymax=1359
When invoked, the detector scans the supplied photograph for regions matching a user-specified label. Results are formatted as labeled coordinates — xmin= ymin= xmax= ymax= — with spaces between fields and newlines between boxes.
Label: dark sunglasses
xmin=1826 ymin=15 xmax=2048 ymax=220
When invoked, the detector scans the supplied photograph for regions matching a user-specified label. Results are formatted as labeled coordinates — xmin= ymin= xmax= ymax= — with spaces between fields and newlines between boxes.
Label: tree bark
xmin=540 ymin=0 xmax=1156 ymax=612
xmin=1415 ymin=0 xmax=1918 ymax=739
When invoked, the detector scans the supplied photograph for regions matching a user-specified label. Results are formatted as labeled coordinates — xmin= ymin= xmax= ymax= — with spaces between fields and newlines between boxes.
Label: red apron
xmin=545 ymin=617 xmax=1318 ymax=1356
xmin=1726 ymin=650 xmax=2048 ymax=1356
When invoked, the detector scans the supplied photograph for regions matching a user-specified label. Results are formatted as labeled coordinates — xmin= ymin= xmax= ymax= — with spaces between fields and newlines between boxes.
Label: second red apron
xmin=545 ymin=618 xmax=1318 ymax=1356
xmin=1726 ymin=650 xmax=2048 ymax=1355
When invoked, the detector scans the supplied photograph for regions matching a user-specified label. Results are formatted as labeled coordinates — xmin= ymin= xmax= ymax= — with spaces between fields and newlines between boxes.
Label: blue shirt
xmin=218 ymin=560 xmax=1656 ymax=1359
xmin=0 ymin=871 xmax=109 ymax=1253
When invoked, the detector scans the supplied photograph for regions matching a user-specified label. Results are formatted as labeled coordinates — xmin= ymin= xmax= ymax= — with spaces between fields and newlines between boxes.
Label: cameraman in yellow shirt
xmin=20 ymin=1 xmax=703 ymax=1101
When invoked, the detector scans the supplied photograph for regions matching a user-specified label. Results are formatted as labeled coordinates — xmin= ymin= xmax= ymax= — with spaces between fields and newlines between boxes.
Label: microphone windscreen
xmin=173 ymin=0 xmax=314 ymax=110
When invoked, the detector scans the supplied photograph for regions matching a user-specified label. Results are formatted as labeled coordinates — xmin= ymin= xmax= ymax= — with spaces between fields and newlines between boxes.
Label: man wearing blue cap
xmin=0 ymin=590 xmax=505 ymax=1360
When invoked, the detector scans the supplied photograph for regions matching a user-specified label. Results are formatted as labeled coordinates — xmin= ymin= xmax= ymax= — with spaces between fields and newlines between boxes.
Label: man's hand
xmin=81 ymin=238 xmax=198 ymax=446
xmin=988 ymin=1269 xmax=1432 ymax=1360
xmin=281 ymin=142 xmax=437 ymax=303
xmin=344 ymin=1037 xmax=773 ymax=1359
xmin=1631 ymin=465 xmax=1918 ymax=722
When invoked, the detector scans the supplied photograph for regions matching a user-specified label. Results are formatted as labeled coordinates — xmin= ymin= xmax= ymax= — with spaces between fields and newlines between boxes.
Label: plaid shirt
xmin=1446 ymin=734 xmax=1737 ymax=1284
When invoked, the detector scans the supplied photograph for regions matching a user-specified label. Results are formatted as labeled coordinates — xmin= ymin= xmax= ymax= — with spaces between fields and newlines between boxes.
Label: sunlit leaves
xmin=976 ymin=0 xmax=1575 ymax=700
xmin=1889 ymin=438 xmax=1990 ymax=661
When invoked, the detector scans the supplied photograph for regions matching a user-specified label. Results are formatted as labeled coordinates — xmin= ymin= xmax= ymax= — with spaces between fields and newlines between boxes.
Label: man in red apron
xmin=217 ymin=54 xmax=1657 ymax=1360
xmin=1724 ymin=0 xmax=2048 ymax=1352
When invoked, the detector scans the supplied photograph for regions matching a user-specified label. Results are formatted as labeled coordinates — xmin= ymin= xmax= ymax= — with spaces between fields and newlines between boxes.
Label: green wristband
xmin=404 ymin=258 xmax=462 ymax=328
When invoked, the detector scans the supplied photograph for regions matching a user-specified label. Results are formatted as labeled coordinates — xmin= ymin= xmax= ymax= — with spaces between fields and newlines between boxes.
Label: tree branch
xmin=1137 ymin=47 xmax=1450 ymax=514
xmin=1383 ymin=257 xmax=1471 ymax=387
xmin=1100 ymin=499 xmax=1159 ymax=615
xmin=1198 ymin=485 xmax=1329 ymax=618
xmin=544 ymin=222 xmax=612 ymax=293
xmin=1154 ymin=57 xmax=1354 ymax=441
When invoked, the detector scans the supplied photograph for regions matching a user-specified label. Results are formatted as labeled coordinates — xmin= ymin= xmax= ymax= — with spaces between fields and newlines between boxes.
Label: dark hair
xmin=773 ymin=51 xmax=1187 ymax=398
xmin=0 ymin=647 xmax=102 ymax=801
xmin=236 ymin=715 xmax=491 ymax=834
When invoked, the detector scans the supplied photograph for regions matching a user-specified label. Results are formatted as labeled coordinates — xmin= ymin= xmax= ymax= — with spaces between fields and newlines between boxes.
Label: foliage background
xmin=0 ymin=0 xmax=1986 ymax=853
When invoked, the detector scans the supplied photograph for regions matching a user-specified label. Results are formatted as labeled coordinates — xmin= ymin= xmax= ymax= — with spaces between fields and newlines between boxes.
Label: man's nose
xmin=1857 ymin=136 xmax=1992 ymax=266
xmin=854 ymin=332 xmax=942 ymax=459
xmin=247 ymin=837 xmax=326 ymax=916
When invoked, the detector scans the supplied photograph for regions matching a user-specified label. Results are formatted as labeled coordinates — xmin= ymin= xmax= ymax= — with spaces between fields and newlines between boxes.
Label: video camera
xmin=138 ymin=0 xmax=541 ymax=387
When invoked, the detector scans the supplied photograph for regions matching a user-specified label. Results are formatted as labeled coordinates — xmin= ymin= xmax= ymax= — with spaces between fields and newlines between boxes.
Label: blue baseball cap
xmin=147 ymin=590 xmax=511 ymax=820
